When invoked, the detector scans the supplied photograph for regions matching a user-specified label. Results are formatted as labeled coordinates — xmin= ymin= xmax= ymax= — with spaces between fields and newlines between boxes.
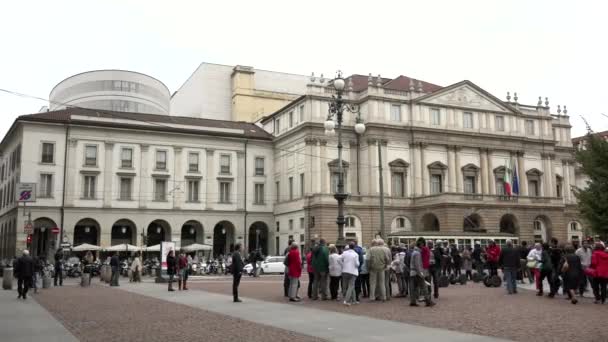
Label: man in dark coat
xmin=110 ymin=253 xmax=120 ymax=286
xmin=15 ymin=250 xmax=35 ymax=299
xmin=499 ymin=239 xmax=521 ymax=294
xmin=166 ymin=250 xmax=177 ymax=292
xmin=284 ymin=239 xmax=294 ymax=297
xmin=231 ymin=243 xmax=245 ymax=302
xmin=54 ymin=250 xmax=63 ymax=286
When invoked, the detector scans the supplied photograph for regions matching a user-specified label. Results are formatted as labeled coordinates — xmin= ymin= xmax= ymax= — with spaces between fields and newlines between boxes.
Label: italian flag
xmin=504 ymin=159 xmax=512 ymax=196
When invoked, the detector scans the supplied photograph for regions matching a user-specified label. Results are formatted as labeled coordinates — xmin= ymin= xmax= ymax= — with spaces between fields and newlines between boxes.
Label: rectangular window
xmin=397 ymin=217 xmax=405 ymax=228
xmin=331 ymin=172 xmax=346 ymax=193
xmin=187 ymin=180 xmax=199 ymax=202
xmin=289 ymin=219 xmax=294 ymax=231
xmin=289 ymin=111 xmax=294 ymax=128
xmin=154 ymin=179 xmax=166 ymax=201
xmin=299 ymin=105 xmax=304 ymax=122
xmin=220 ymin=155 xmax=231 ymax=174
xmin=431 ymin=108 xmax=441 ymax=125
xmin=299 ymin=217 xmax=305 ymax=230
xmin=496 ymin=179 xmax=505 ymax=195
xmin=83 ymin=175 xmax=96 ymax=199
xmin=288 ymin=177 xmax=293 ymax=200
xmin=255 ymin=157 xmax=264 ymax=176
xmin=41 ymin=142 xmax=54 ymax=164
xmin=275 ymin=118 xmax=281 ymax=133
xmin=254 ymin=183 xmax=265 ymax=204
xmin=430 ymin=174 xmax=443 ymax=194
xmin=464 ymin=176 xmax=476 ymax=194
xmin=556 ymin=183 xmax=562 ymax=198
xmin=155 ymin=150 xmax=167 ymax=170
xmin=463 ymin=112 xmax=473 ymax=128
xmin=40 ymin=174 xmax=53 ymax=198
xmin=392 ymin=172 xmax=405 ymax=197
xmin=275 ymin=181 xmax=280 ymax=202
xmin=300 ymin=173 xmax=305 ymax=197
xmin=390 ymin=104 xmax=401 ymax=121
xmin=276 ymin=221 xmax=280 ymax=232
xmin=346 ymin=216 xmax=355 ymax=227
xmin=188 ymin=152 xmax=199 ymax=172
xmin=495 ymin=116 xmax=505 ymax=131
xmin=525 ymin=120 xmax=535 ymax=135
xmin=529 ymin=180 xmax=539 ymax=197
xmin=121 ymin=148 xmax=133 ymax=168
xmin=119 ymin=177 xmax=132 ymax=200
xmin=219 ymin=181 xmax=231 ymax=203
xmin=85 ymin=145 xmax=97 ymax=166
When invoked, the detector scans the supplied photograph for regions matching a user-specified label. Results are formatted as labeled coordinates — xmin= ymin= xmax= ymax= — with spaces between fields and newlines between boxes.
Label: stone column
xmin=541 ymin=153 xmax=554 ymax=197
xmin=380 ymin=140 xmax=389 ymax=194
xmin=349 ymin=140 xmax=358 ymax=195
xmin=411 ymin=143 xmax=421 ymax=196
xmin=319 ymin=140 xmax=329 ymax=194
xmin=547 ymin=154 xmax=555 ymax=197
xmin=173 ymin=147 xmax=183 ymax=209
xmin=304 ymin=138 xmax=316 ymax=195
xmin=479 ymin=148 xmax=488 ymax=194
xmin=236 ymin=151 xmax=246 ymax=210
xmin=421 ymin=143 xmax=429 ymax=195
xmin=455 ymin=146 xmax=462 ymax=193
xmin=205 ymin=149 xmax=215 ymax=209
xmin=103 ymin=142 xmax=115 ymax=208
xmin=313 ymin=141 xmax=321 ymax=194
xmin=517 ymin=151 xmax=527 ymax=196
xmin=139 ymin=145 xmax=149 ymax=208
xmin=447 ymin=146 xmax=456 ymax=193
xmin=64 ymin=138 xmax=78 ymax=207
xmin=568 ymin=161 xmax=576 ymax=203
xmin=562 ymin=160 xmax=570 ymax=203
xmin=368 ymin=139 xmax=378 ymax=194
xmin=488 ymin=149 xmax=495 ymax=195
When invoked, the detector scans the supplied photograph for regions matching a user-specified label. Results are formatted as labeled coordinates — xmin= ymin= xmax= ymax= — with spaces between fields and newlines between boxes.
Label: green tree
xmin=574 ymin=133 xmax=608 ymax=237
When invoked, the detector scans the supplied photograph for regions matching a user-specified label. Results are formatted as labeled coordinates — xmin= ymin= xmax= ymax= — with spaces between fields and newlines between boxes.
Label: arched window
xmin=391 ymin=216 xmax=413 ymax=233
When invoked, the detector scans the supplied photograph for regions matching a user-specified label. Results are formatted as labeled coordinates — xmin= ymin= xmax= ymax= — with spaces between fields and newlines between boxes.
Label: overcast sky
xmin=1 ymin=0 xmax=606 ymax=138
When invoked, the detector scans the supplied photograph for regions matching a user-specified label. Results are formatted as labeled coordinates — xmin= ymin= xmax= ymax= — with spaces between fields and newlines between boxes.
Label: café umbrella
xmin=72 ymin=243 xmax=102 ymax=252
xmin=182 ymin=243 xmax=212 ymax=252
xmin=105 ymin=244 xmax=141 ymax=252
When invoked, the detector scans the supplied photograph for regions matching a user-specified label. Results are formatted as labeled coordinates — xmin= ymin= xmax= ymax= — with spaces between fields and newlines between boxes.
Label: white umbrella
xmin=182 ymin=243 xmax=212 ymax=252
xmin=105 ymin=243 xmax=141 ymax=252
xmin=143 ymin=244 xmax=160 ymax=252
xmin=72 ymin=243 xmax=102 ymax=251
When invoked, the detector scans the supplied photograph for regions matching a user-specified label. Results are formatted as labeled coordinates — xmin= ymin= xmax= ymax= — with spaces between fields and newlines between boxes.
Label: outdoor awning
xmin=72 ymin=243 xmax=102 ymax=251
xmin=182 ymin=243 xmax=212 ymax=252
xmin=105 ymin=243 xmax=141 ymax=252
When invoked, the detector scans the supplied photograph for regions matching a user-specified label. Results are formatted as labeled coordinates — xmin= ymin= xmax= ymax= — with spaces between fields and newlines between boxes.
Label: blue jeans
xmin=504 ymin=267 xmax=517 ymax=294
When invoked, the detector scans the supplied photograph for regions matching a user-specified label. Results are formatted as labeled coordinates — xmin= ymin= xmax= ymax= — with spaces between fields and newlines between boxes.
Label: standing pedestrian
xmin=548 ymin=238 xmax=564 ymax=298
xmin=539 ymin=243 xmax=554 ymax=297
xmin=352 ymin=239 xmax=364 ymax=301
xmin=283 ymin=239 xmax=294 ymax=297
xmin=519 ymin=241 xmax=533 ymax=284
xmin=15 ymin=250 xmax=34 ymax=300
xmin=110 ymin=252 xmax=120 ymax=287
xmin=178 ymin=251 xmax=189 ymax=290
xmin=380 ymin=240 xmax=392 ymax=300
xmin=130 ymin=253 xmax=141 ymax=283
xmin=231 ymin=243 xmax=245 ymax=303
xmin=590 ymin=242 xmax=608 ymax=304
xmin=486 ymin=240 xmax=501 ymax=277
xmin=311 ymin=239 xmax=329 ymax=301
xmin=166 ymin=250 xmax=177 ymax=292
xmin=341 ymin=242 xmax=360 ymax=306
xmin=499 ymin=239 xmax=520 ymax=294
xmin=575 ymin=240 xmax=593 ymax=296
xmin=391 ymin=250 xmax=405 ymax=297
xmin=306 ymin=247 xmax=315 ymax=299
xmin=462 ymin=246 xmax=473 ymax=280
xmin=328 ymin=245 xmax=343 ymax=300
xmin=286 ymin=242 xmax=302 ymax=302
xmin=368 ymin=239 xmax=389 ymax=301
xmin=472 ymin=242 xmax=483 ymax=275
xmin=53 ymin=250 xmax=63 ymax=287
xmin=359 ymin=252 xmax=370 ymax=298
xmin=558 ymin=244 xmax=583 ymax=304
xmin=527 ymin=243 xmax=543 ymax=295
xmin=427 ymin=240 xmax=441 ymax=299
xmin=409 ymin=239 xmax=434 ymax=307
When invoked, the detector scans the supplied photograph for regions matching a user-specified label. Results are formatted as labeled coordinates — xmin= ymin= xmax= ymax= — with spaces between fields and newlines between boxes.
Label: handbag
xmin=526 ymin=257 xmax=538 ymax=269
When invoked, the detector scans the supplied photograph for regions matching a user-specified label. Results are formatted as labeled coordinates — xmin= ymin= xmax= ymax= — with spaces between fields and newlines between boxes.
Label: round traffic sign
xmin=51 ymin=227 xmax=60 ymax=234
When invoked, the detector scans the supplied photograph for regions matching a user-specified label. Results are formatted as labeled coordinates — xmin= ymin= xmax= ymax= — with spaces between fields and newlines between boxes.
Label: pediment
xmin=417 ymin=81 xmax=515 ymax=113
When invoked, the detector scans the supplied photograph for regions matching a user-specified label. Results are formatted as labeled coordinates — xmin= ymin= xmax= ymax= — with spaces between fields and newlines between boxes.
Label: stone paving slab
xmin=0 ymin=288 xmax=78 ymax=342
xmin=119 ymin=282 xmax=510 ymax=342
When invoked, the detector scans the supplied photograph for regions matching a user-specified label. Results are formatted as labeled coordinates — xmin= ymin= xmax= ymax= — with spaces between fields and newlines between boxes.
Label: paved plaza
xmin=0 ymin=275 xmax=606 ymax=342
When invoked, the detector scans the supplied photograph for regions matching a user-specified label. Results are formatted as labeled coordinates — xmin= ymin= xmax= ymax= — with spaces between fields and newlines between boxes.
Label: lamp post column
xmin=335 ymin=92 xmax=347 ymax=249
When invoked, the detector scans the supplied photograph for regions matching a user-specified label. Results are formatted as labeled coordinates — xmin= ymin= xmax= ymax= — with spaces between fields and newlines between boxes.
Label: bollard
xmin=42 ymin=275 xmax=51 ymax=289
xmin=2 ymin=267 xmax=13 ymax=290
xmin=81 ymin=273 xmax=91 ymax=287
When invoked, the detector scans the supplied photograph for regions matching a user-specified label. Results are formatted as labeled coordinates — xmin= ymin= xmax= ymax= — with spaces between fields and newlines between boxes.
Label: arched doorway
xmin=32 ymin=217 xmax=57 ymax=258
xmin=533 ymin=215 xmax=552 ymax=243
xmin=181 ymin=220 xmax=204 ymax=247
xmin=111 ymin=219 xmax=136 ymax=246
xmin=147 ymin=220 xmax=171 ymax=246
xmin=248 ymin=222 xmax=269 ymax=255
xmin=421 ymin=213 xmax=440 ymax=231
xmin=74 ymin=218 xmax=100 ymax=246
xmin=464 ymin=213 xmax=484 ymax=232
xmin=499 ymin=214 xmax=519 ymax=235
xmin=213 ymin=221 xmax=235 ymax=257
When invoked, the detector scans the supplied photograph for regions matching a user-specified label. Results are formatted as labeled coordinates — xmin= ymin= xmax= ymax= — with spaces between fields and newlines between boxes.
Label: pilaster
xmin=517 ymin=151 xmax=528 ymax=196
xmin=138 ymin=144 xmax=149 ymax=208
xmin=236 ymin=151 xmax=246 ymax=210
xmin=65 ymin=138 xmax=78 ymax=207
xmin=205 ymin=149 xmax=215 ymax=209
xmin=173 ymin=147 xmax=183 ymax=209
xmin=103 ymin=142 xmax=115 ymax=208
xmin=480 ymin=148 xmax=488 ymax=194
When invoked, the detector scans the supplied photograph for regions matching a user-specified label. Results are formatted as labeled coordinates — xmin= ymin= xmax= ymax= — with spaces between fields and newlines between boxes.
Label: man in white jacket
xmin=341 ymin=243 xmax=360 ymax=306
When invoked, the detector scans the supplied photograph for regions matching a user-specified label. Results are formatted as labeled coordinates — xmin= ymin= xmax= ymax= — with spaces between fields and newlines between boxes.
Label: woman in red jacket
xmin=286 ymin=242 xmax=302 ymax=302
xmin=486 ymin=240 xmax=501 ymax=277
xmin=590 ymin=242 xmax=608 ymax=304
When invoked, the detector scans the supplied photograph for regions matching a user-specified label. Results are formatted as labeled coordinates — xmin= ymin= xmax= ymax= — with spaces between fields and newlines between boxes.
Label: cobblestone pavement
xmin=33 ymin=284 xmax=325 ymax=342
xmin=190 ymin=276 xmax=608 ymax=342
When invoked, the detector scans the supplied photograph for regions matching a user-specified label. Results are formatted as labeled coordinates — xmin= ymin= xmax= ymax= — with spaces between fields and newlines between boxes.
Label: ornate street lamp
xmin=324 ymin=71 xmax=366 ymax=248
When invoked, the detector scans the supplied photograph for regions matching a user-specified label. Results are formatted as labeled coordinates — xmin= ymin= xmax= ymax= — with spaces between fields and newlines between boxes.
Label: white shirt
xmin=575 ymin=247 xmax=592 ymax=267
xmin=527 ymin=248 xmax=542 ymax=261
xmin=329 ymin=253 xmax=343 ymax=277
xmin=341 ymin=249 xmax=360 ymax=276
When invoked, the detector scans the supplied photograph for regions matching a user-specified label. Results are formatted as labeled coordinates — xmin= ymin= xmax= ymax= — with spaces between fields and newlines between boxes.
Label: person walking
xmin=15 ymin=250 xmax=35 ymax=300
xmin=231 ymin=243 xmax=245 ymax=302
xmin=548 ymin=238 xmax=564 ymax=298
xmin=575 ymin=240 xmax=593 ymax=296
xmin=306 ymin=247 xmax=315 ymax=299
xmin=590 ymin=242 xmax=608 ymax=304
xmin=427 ymin=240 xmax=441 ymax=299
xmin=341 ymin=242 xmax=360 ymax=306
xmin=499 ymin=239 xmax=520 ymax=294
xmin=110 ymin=252 xmax=120 ymax=287
xmin=462 ymin=246 xmax=473 ymax=280
xmin=368 ymin=239 xmax=389 ymax=301
xmin=53 ymin=250 xmax=63 ymax=287
xmin=539 ymin=243 xmax=554 ymax=297
xmin=409 ymin=239 xmax=435 ymax=307
xmin=527 ymin=243 xmax=543 ymax=295
xmin=328 ymin=245 xmax=343 ymax=300
xmin=130 ymin=253 xmax=141 ymax=283
xmin=311 ymin=239 xmax=329 ymax=301
xmin=286 ymin=242 xmax=302 ymax=302
xmin=486 ymin=240 xmax=501 ymax=277
xmin=166 ymin=250 xmax=177 ymax=292
xmin=519 ymin=241 xmax=533 ymax=284
xmin=558 ymin=244 xmax=583 ymax=304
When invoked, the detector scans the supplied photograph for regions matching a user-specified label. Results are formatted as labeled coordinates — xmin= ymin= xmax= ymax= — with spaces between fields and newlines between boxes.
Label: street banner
xmin=160 ymin=241 xmax=176 ymax=271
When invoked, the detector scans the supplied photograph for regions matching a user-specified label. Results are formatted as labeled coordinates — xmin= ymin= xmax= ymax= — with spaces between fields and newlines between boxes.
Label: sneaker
xmin=343 ymin=301 xmax=351 ymax=306
xmin=354 ymin=301 xmax=360 ymax=305
xmin=426 ymin=302 xmax=436 ymax=307
xmin=289 ymin=298 xmax=300 ymax=302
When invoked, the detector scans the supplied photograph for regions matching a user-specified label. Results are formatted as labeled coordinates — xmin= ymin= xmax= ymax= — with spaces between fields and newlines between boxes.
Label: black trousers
xmin=18 ymin=277 xmax=32 ymax=297
xmin=233 ymin=273 xmax=242 ymax=301
xmin=330 ymin=276 xmax=341 ymax=299
xmin=307 ymin=272 xmax=315 ymax=298
xmin=429 ymin=267 xmax=440 ymax=298
xmin=54 ymin=269 xmax=63 ymax=286
xmin=592 ymin=277 xmax=608 ymax=302
xmin=355 ymin=275 xmax=362 ymax=300
xmin=284 ymin=273 xmax=289 ymax=296
xmin=488 ymin=261 xmax=498 ymax=277
xmin=360 ymin=274 xmax=369 ymax=297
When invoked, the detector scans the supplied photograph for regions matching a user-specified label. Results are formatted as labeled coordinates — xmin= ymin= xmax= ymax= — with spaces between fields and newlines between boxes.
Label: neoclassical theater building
xmin=0 ymin=66 xmax=585 ymax=260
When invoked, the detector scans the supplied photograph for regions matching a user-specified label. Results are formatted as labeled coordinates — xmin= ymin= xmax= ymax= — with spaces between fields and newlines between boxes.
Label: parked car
xmin=244 ymin=256 xmax=285 ymax=275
